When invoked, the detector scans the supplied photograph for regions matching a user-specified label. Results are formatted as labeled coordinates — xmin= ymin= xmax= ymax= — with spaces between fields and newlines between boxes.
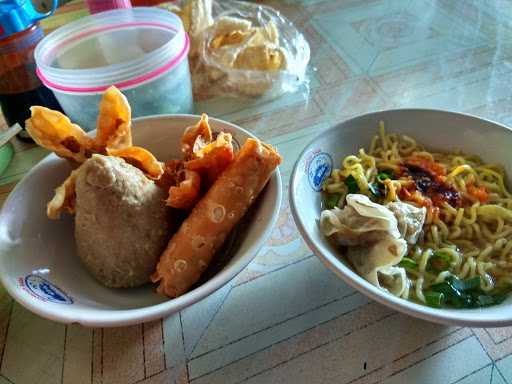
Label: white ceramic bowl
xmin=0 ymin=115 xmax=282 ymax=327
xmin=290 ymin=109 xmax=512 ymax=327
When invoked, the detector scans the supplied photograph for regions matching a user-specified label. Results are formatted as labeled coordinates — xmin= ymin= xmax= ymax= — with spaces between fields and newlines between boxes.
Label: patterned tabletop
xmin=2 ymin=0 xmax=512 ymax=383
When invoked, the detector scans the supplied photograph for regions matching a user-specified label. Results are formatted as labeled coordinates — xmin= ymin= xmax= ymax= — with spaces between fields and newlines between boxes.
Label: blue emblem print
xmin=307 ymin=152 xmax=333 ymax=192
xmin=24 ymin=275 xmax=73 ymax=304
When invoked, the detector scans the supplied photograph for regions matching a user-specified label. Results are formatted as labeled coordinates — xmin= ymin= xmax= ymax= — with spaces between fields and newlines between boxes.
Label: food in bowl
xmin=25 ymin=86 xmax=281 ymax=297
xmin=319 ymin=123 xmax=512 ymax=309
xmin=75 ymin=155 xmax=172 ymax=288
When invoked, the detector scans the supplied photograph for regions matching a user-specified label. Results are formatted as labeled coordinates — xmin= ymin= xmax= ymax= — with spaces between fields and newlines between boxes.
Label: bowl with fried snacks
xmin=0 ymin=114 xmax=282 ymax=327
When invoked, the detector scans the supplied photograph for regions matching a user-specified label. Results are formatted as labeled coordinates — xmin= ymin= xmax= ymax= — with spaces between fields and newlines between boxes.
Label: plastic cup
xmin=34 ymin=8 xmax=193 ymax=131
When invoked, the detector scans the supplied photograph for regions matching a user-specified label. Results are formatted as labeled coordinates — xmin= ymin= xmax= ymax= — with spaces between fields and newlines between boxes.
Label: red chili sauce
xmin=397 ymin=157 xmax=462 ymax=208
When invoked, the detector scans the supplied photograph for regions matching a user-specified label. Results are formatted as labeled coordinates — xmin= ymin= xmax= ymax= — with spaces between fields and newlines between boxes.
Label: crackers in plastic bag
xmin=181 ymin=0 xmax=214 ymax=56
xmin=183 ymin=0 xmax=310 ymax=99
xmin=233 ymin=45 xmax=286 ymax=71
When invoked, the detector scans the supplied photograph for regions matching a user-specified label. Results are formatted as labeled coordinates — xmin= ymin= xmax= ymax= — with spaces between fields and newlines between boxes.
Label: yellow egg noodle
xmin=322 ymin=123 xmax=512 ymax=308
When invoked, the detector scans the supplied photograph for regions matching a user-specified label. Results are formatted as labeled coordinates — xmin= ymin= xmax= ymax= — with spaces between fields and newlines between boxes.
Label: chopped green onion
xmin=429 ymin=278 xmax=471 ymax=308
xmin=474 ymin=294 xmax=496 ymax=307
xmin=427 ymin=276 xmax=505 ymax=309
xmin=428 ymin=251 xmax=452 ymax=272
xmin=377 ymin=172 xmax=392 ymax=183
xmin=368 ymin=183 xmax=381 ymax=197
xmin=345 ymin=175 xmax=359 ymax=194
xmin=458 ymin=276 xmax=481 ymax=291
xmin=490 ymin=294 xmax=507 ymax=305
xmin=325 ymin=193 xmax=341 ymax=209
xmin=445 ymin=276 xmax=480 ymax=292
xmin=425 ymin=291 xmax=445 ymax=308
xmin=429 ymin=281 xmax=455 ymax=297
xmin=398 ymin=257 xmax=417 ymax=269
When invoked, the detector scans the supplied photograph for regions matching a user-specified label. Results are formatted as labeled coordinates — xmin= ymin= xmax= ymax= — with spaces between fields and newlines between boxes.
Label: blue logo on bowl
xmin=22 ymin=274 xmax=73 ymax=304
xmin=307 ymin=152 xmax=333 ymax=192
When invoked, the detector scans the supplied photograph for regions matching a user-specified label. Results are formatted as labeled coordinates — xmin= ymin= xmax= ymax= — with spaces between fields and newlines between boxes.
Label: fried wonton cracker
xmin=26 ymin=86 xmax=133 ymax=162
xmin=95 ymin=86 xmax=132 ymax=152
xmin=157 ymin=159 xmax=183 ymax=191
xmin=181 ymin=113 xmax=213 ymax=157
xmin=47 ymin=168 xmax=80 ymax=219
xmin=26 ymin=86 xmax=166 ymax=219
xmin=167 ymin=115 xmax=235 ymax=209
xmin=107 ymin=146 xmax=164 ymax=180
xmin=185 ymin=132 xmax=234 ymax=187
xmin=25 ymin=107 xmax=94 ymax=163
xmin=167 ymin=169 xmax=202 ymax=210
xmin=159 ymin=160 xmax=202 ymax=210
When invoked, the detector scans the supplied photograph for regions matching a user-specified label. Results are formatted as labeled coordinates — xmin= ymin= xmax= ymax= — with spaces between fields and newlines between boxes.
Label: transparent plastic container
xmin=35 ymin=7 xmax=193 ymax=130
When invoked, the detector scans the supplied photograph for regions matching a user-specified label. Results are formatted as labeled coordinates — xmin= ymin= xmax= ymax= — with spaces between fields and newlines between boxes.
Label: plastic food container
xmin=35 ymin=8 xmax=193 ymax=130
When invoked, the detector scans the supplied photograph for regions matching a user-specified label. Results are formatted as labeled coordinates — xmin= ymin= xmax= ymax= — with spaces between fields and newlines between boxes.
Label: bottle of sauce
xmin=0 ymin=0 xmax=63 ymax=142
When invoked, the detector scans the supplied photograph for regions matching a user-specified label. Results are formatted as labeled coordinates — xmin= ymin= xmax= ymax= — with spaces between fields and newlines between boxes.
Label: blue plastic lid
xmin=0 ymin=0 xmax=57 ymax=39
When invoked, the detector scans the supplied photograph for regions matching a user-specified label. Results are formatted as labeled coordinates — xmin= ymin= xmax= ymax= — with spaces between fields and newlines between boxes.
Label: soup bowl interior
xmin=290 ymin=109 xmax=512 ymax=327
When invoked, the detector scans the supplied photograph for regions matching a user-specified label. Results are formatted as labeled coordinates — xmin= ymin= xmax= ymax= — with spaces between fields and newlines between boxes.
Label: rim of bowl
xmin=289 ymin=108 xmax=512 ymax=327
xmin=0 ymin=114 xmax=282 ymax=327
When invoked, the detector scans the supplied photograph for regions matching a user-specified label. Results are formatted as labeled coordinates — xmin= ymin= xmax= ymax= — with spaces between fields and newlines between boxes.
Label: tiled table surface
xmin=2 ymin=0 xmax=512 ymax=383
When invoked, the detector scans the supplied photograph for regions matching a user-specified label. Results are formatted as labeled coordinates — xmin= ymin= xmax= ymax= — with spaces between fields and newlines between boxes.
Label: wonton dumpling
xmin=346 ymin=235 xmax=408 ymax=296
xmin=320 ymin=194 xmax=410 ymax=297
xmin=386 ymin=202 xmax=426 ymax=244
xmin=319 ymin=193 xmax=400 ymax=246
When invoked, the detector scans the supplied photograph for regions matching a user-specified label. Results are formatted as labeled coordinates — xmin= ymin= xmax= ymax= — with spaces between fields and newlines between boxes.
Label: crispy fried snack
xmin=179 ymin=0 xmax=214 ymax=56
xmin=210 ymin=29 xmax=251 ymax=49
xmin=157 ymin=159 xmax=184 ymax=191
xmin=202 ymin=15 xmax=287 ymax=96
xmin=159 ymin=160 xmax=202 ymax=210
xmin=107 ymin=146 xmax=164 ymax=180
xmin=209 ymin=20 xmax=279 ymax=51
xmin=25 ymin=86 xmax=162 ymax=219
xmin=234 ymin=45 xmax=286 ymax=71
xmin=47 ymin=168 xmax=80 ymax=219
xmin=181 ymin=113 xmax=213 ymax=158
xmin=167 ymin=169 xmax=202 ymax=210
xmin=26 ymin=86 xmax=132 ymax=162
xmin=25 ymin=107 xmax=95 ymax=163
xmin=95 ymin=86 xmax=132 ymax=152
xmin=167 ymin=115 xmax=235 ymax=209
xmin=152 ymin=138 xmax=282 ymax=298
xmin=211 ymin=16 xmax=252 ymax=38
xmin=185 ymin=132 xmax=234 ymax=187
xmin=248 ymin=22 xmax=279 ymax=47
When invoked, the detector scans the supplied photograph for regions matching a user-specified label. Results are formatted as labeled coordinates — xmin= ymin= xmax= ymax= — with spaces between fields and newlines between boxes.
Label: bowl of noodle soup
xmin=290 ymin=109 xmax=512 ymax=327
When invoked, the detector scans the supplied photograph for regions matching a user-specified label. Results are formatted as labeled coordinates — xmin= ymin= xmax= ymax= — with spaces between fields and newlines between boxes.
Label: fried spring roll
xmin=151 ymin=138 xmax=282 ymax=297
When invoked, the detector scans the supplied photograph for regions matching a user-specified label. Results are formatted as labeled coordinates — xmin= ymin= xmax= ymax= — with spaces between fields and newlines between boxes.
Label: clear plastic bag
xmin=178 ymin=0 xmax=310 ymax=99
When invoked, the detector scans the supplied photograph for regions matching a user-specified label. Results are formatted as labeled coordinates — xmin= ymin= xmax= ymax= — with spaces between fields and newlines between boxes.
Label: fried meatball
xmin=74 ymin=155 xmax=170 ymax=288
